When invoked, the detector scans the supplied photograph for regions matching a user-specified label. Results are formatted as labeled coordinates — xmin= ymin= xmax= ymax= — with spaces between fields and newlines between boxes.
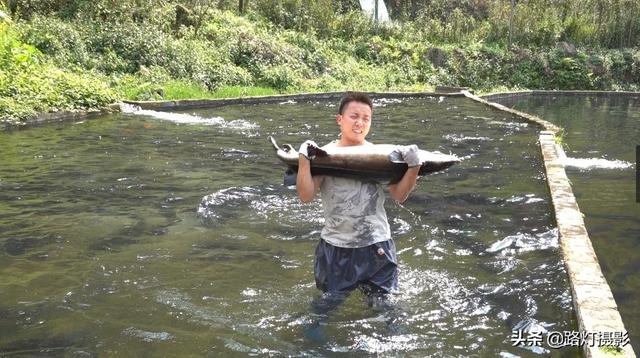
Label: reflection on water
xmin=0 ymin=97 xmax=579 ymax=356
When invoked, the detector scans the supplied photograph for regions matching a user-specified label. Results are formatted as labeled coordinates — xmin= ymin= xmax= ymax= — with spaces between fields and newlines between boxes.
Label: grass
xmin=554 ymin=128 xmax=569 ymax=149
xmin=209 ymin=85 xmax=279 ymax=99
xmin=163 ymin=80 xmax=213 ymax=99
xmin=600 ymin=345 xmax=625 ymax=355
xmin=116 ymin=78 xmax=281 ymax=101
xmin=475 ymin=86 xmax=530 ymax=96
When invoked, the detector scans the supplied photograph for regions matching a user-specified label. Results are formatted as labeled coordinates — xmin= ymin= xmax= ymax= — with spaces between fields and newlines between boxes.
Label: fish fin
xmin=388 ymin=147 xmax=404 ymax=163
xmin=284 ymin=168 xmax=297 ymax=186
xmin=307 ymin=143 xmax=328 ymax=158
xmin=268 ymin=136 xmax=279 ymax=151
xmin=283 ymin=144 xmax=295 ymax=153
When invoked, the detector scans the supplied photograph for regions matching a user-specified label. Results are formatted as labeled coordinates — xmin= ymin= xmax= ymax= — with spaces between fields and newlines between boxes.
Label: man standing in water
xmin=296 ymin=92 xmax=421 ymax=304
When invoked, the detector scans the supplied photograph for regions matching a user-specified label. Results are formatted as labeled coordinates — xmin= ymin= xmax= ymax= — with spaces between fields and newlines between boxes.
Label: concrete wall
xmin=122 ymin=91 xmax=464 ymax=110
xmin=467 ymin=90 xmax=636 ymax=358
xmin=0 ymin=104 xmax=120 ymax=131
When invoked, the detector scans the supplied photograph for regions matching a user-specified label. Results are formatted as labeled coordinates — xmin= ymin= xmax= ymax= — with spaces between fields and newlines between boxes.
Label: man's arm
xmin=296 ymin=155 xmax=323 ymax=203
xmin=387 ymin=166 xmax=420 ymax=203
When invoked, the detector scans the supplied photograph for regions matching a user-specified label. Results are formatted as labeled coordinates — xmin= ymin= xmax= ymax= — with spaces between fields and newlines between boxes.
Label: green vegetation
xmin=1 ymin=0 xmax=639 ymax=123
xmin=600 ymin=345 xmax=624 ymax=355
xmin=0 ymin=11 xmax=116 ymax=121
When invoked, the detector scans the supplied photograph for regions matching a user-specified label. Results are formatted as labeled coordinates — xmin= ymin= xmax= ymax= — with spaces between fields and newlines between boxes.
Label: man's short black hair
xmin=338 ymin=92 xmax=373 ymax=115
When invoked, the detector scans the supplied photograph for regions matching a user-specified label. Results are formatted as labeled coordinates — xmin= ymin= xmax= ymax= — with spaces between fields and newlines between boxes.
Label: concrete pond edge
xmin=120 ymin=90 xmax=466 ymax=110
xmin=0 ymin=104 xmax=121 ymax=131
xmin=1 ymin=91 xmax=464 ymax=130
xmin=468 ymin=90 xmax=636 ymax=358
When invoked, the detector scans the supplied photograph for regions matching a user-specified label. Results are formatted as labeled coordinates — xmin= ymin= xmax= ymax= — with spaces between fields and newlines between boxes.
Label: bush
xmin=549 ymin=53 xmax=593 ymax=89
xmin=4 ymin=1 xmax=640 ymax=123
xmin=1 ymin=20 xmax=115 ymax=121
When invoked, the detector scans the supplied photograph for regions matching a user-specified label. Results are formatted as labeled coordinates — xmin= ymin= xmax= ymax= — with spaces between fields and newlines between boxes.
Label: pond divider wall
xmin=2 ymin=92 xmax=466 ymax=131
xmin=122 ymin=91 xmax=465 ymax=110
xmin=466 ymin=90 xmax=635 ymax=358
xmin=482 ymin=90 xmax=640 ymax=102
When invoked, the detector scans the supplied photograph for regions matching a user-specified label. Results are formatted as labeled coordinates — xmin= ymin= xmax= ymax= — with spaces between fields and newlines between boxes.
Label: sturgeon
xmin=269 ymin=136 xmax=460 ymax=185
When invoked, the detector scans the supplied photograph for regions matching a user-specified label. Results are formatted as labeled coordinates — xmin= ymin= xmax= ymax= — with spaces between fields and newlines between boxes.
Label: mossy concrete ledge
xmin=482 ymin=90 xmax=640 ymax=102
xmin=463 ymin=89 xmax=634 ymax=357
xmin=0 ymin=104 xmax=121 ymax=131
xmin=539 ymin=132 xmax=634 ymax=358
xmin=461 ymin=90 xmax=561 ymax=133
xmin=122 ymin=91 xmax=465 ymax=110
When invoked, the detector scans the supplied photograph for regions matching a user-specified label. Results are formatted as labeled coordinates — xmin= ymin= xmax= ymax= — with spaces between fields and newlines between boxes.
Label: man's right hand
xmin=298 ymin=140 xmax=319 ymax=160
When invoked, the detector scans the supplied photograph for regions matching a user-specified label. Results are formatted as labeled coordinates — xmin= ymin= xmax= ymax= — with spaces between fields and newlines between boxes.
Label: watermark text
xmin=511 ymin=330 xmax=630 ymax=349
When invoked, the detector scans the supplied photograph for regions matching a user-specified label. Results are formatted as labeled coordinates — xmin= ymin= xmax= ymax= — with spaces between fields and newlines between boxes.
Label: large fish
xmin=269 ymin=136 xmax=460 ymax=185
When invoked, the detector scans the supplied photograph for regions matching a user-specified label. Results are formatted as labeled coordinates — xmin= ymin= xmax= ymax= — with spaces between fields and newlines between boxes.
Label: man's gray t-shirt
xmin=319 ymin=175 xmax=391 ymax=248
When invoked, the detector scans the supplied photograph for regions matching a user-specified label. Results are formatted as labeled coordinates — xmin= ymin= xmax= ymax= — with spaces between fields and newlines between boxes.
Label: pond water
xmin=0 ymin=97 xmax=580 ymax=357
xmin=494 ymin=94 xmax=640 ymax=354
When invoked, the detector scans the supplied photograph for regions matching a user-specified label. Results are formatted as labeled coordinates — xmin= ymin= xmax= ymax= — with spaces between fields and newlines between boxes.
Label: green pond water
xmin=495 ymin=94 xmax=639 ymax=354
xmin=0 ymin=97 xmax=580 ymax=357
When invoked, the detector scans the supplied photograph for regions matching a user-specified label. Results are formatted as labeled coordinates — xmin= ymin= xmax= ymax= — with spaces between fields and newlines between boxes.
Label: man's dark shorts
xmin=314 ymin=239 xmax=398 ymax=294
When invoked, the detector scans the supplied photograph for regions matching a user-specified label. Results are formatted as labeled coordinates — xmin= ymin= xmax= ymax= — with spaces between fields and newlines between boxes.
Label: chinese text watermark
xmin=511 ymin=330 xmax=630 ymax=349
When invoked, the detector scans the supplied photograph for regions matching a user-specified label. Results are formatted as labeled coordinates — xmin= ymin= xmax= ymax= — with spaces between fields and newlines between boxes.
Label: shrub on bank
xmin=0 ymin=19 xmax=116 ymax=122
xmin=2 ymin=5 xmax=640 ymax=122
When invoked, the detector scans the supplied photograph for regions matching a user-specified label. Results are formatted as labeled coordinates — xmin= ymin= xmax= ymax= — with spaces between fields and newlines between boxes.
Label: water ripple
xmin=486 ymin=229 xmax=559 ymax=254
xmin=197 ymin=186 xmax=324 ymax=233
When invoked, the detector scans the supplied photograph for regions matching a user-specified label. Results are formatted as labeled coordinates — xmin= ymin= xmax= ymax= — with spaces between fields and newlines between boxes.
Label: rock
xmin=151 ymin=88 xmax=165 ymax=98
xmin=511 ymin=46 xmax=531 ymax=62
xmin=427 ymin=47 xmax=447 ymax=68
xmin=174 ymin=4 xmax=195 ymax=30
xmin=556 ymin=41 xmax=577 ymax=57
xmin=587 ymin=62 xmax=606 ymax=77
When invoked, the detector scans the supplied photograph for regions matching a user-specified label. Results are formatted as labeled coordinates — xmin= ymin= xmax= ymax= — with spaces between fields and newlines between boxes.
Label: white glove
xmin=399 ymin=144 xmax=421 ymax=167
xmin=298 ymin=140 xmax=319 ymax=160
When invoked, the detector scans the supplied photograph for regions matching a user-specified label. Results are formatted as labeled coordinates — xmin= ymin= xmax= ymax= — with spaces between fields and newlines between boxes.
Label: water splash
xmin=197 ymin=186 xmax=261 ymax=222
xmin=122 ymin=327 xmax=174 ymax=342
xmin=562 ymin=157 xmax=633 ymax=170
xmin=487 ymin=120 xmax=529 ymax=128
xmin=486 ymin=229 xmax=559 ymax=254
xmin=373 ymin=98 xmax=404 ymax=107
xmin=197 ymin=186 xmax=324 ymax=232
xmin=121 ymin=103 xmax=258 ymax=129
xmin=443 ymin=134 xmax=493 ymax=143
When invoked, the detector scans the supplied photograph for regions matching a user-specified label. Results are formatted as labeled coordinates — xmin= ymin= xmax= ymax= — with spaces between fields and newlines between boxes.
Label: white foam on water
xmin=122 ymin=327 xmax=174 ymax=342
xmin=119 ymin=103 xmax=142 ymax=113
xmin=197 ymin=186 xmax=260 ymax=221
xmin=556 ymin=146 xmax=633 ymax=169
xmin=373 ymin=98 xmax=403 ymax=107
xmin=350 ymin=333 xmax=423 ymax=353
xmin=486 ymin=120 xmax=529 ymax=128
xmin=486 ymin=229 xmax=559 ymax=254
xmin=562 ymin=156 xmax=633 ymax=170
xmin=120 ymin=103 xmax=259 ymax=129
xmin=443 ymin=134 xmax=492 ymax=143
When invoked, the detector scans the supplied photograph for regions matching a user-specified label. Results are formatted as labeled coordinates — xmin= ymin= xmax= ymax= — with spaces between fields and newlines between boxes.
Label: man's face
xmin=336 ymin=101 xmax=372 ymax=146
